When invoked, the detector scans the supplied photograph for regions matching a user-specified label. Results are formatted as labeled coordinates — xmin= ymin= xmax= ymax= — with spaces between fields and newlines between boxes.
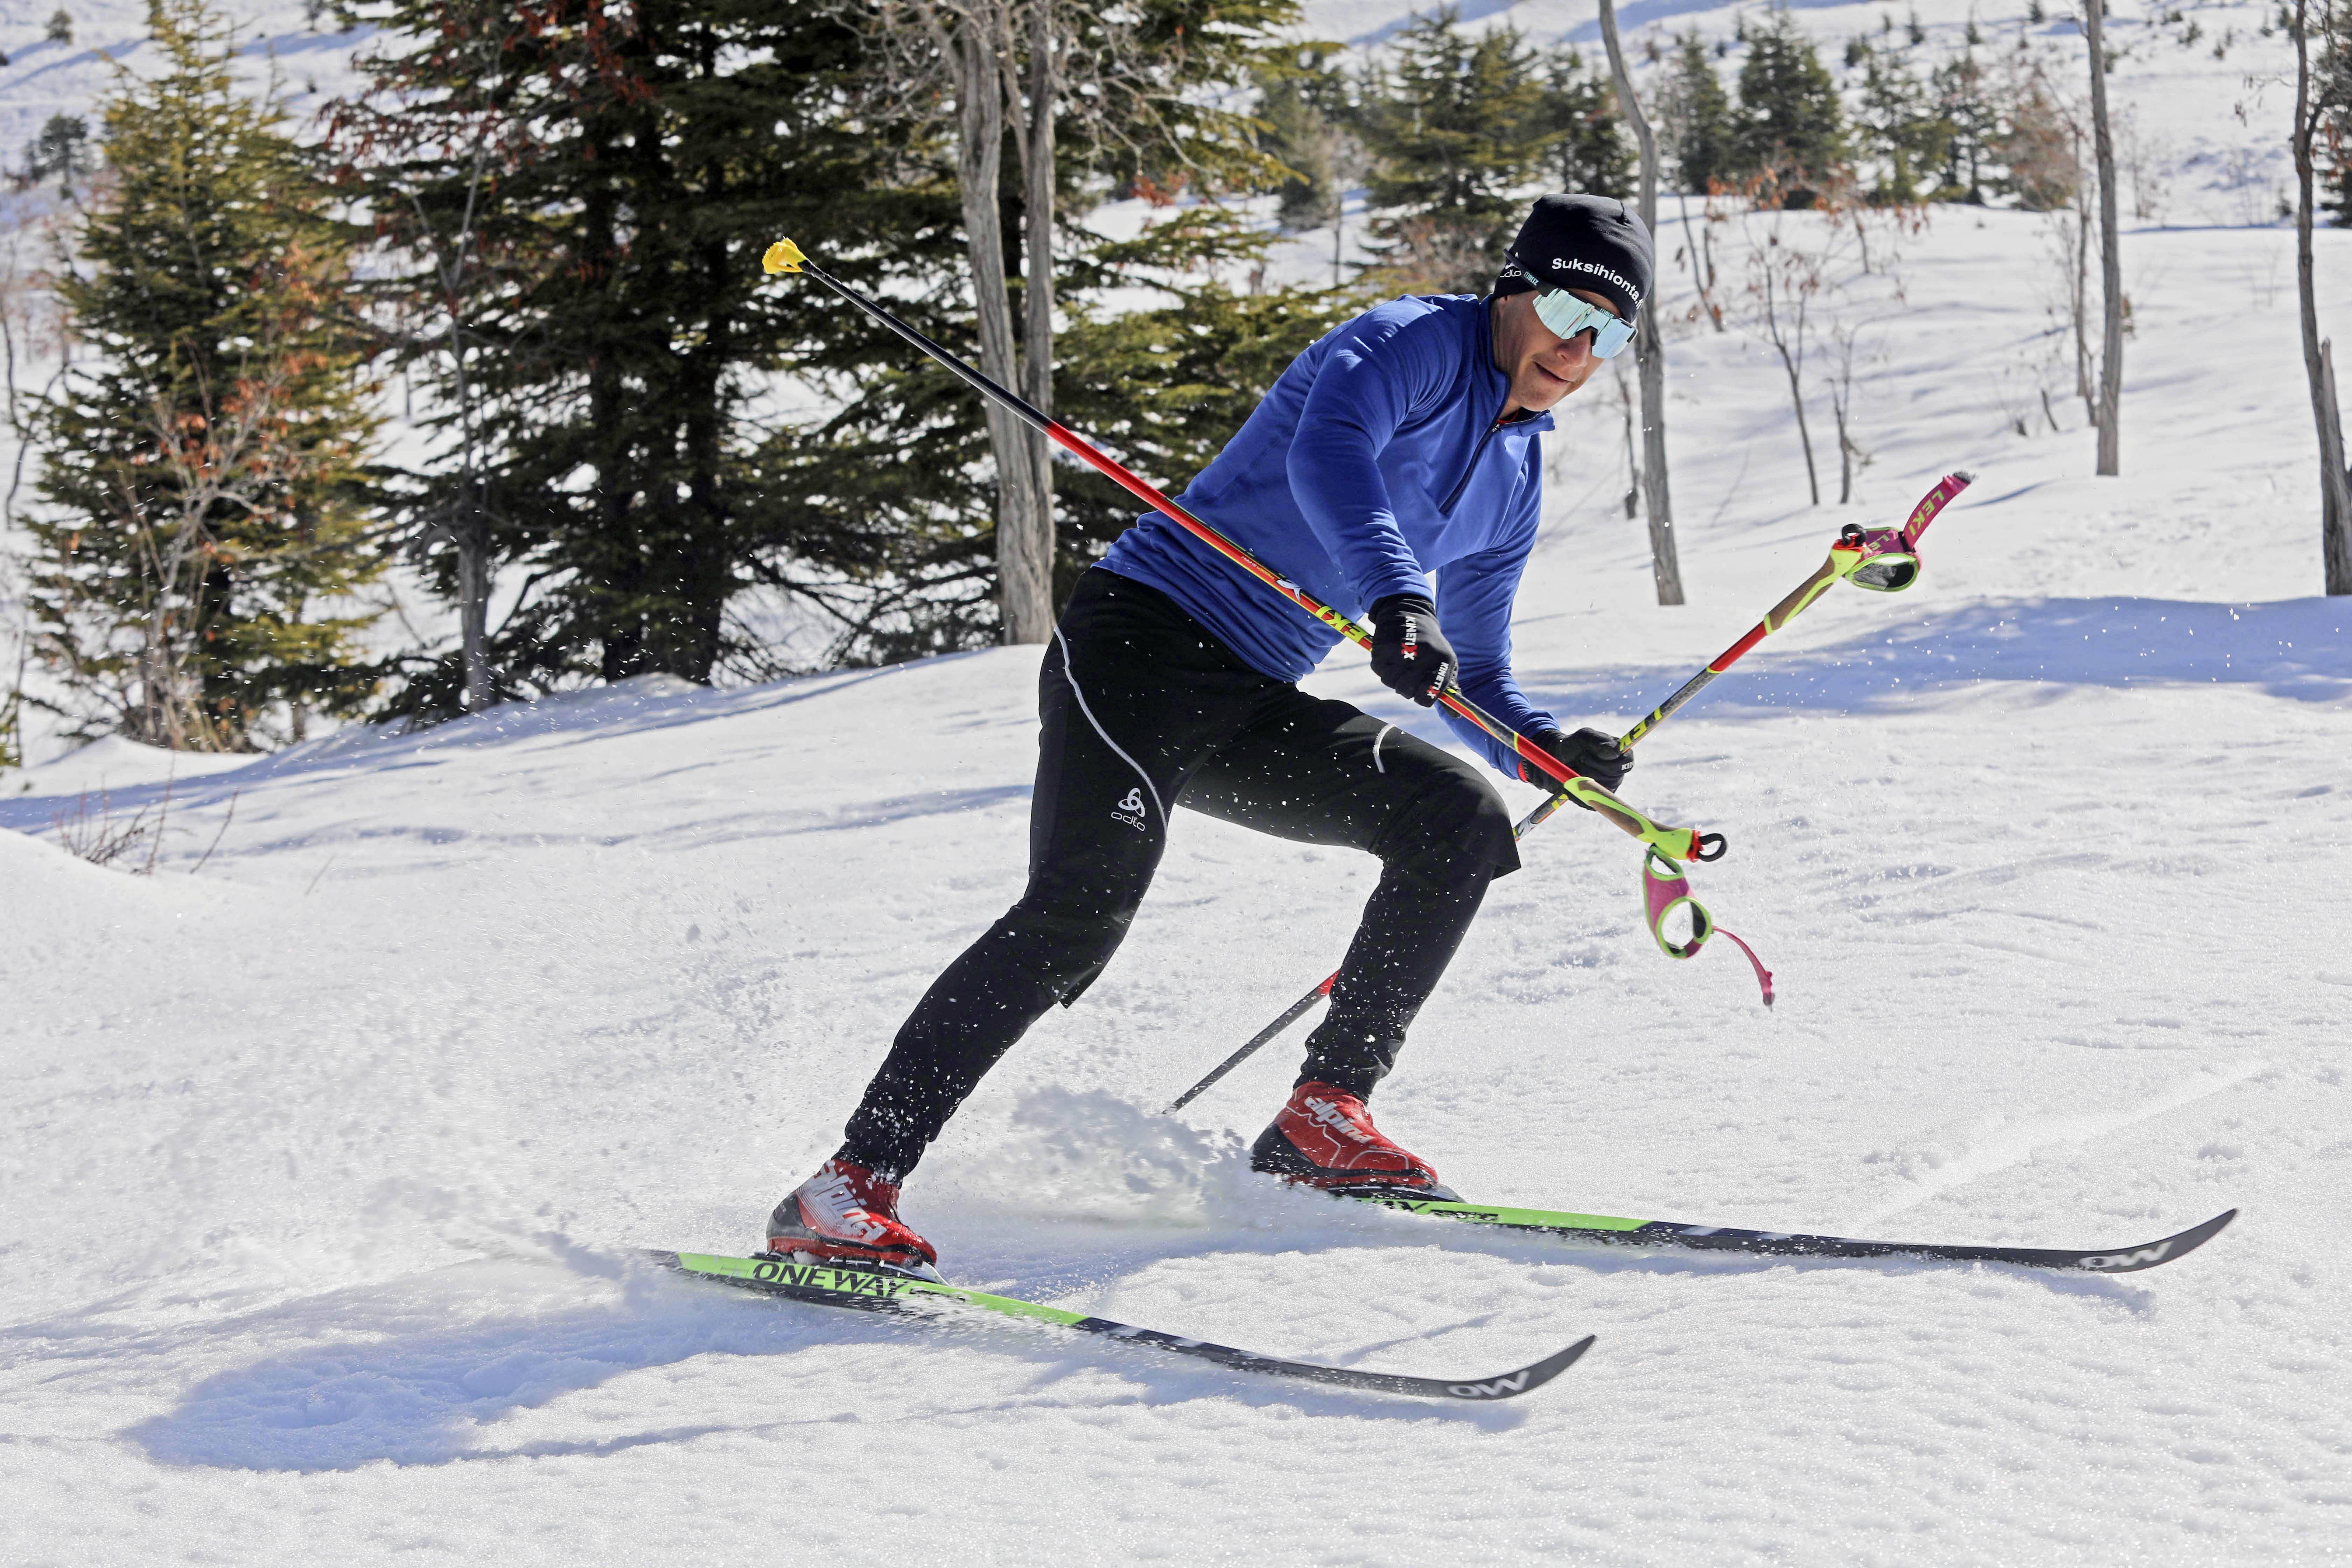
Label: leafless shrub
xmin=1730 ymin=183 xmax=1918 ymax=505
xmin=49 ymin=783 xmax=171 ymax=871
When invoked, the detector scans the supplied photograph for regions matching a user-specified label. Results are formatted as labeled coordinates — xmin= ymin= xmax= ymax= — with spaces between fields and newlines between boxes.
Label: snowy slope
xmin=4 ymin=204 xmax=2351 ymax=1563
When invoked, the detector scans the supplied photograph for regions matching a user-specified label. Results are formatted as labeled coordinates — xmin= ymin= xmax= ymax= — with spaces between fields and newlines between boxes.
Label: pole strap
xmin=1643 ymin=848 xmax=1773 ymax=1006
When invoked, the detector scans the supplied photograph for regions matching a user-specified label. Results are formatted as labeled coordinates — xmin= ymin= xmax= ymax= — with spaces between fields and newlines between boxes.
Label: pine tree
xmin=27 ymin=0 xmax=383 ymax=751
xmin=1358 ymin=8 xmax=1553 ymax=292
xmin=1660 ymin=31 xmax=1737 ymax=193
xmin=22 ymin=114 xmax=91 ymax=194
xmin=340 ymin=0 xmax=1297 ymax=698
xmin=1851 ymin=43 xmax=1945 ymax=203
xmin=335 ymin=0 xmax=967 ymax=707
xmin=1930 ymin=48 xmax=2000 ymax=202
xmin=1735 ymin=12 xmax=1848 ymax=202
xmin=1542 ymin=45 xmax=1635 ymax=196
xmin=1990 ymin=61 xmax=2080 ymax=211
xmin=1054 ymin=210 xmax=1367 ymax=587
xmin=1256 ymin=52 xmax=1352 ymax=234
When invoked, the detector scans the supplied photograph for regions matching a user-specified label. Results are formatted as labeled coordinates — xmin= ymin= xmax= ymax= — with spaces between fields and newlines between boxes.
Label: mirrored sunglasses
xmin=1532 ymin=289 xmax=1637 ymax=358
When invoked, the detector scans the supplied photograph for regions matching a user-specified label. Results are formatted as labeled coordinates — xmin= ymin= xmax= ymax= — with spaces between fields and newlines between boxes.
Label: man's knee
xmin=1377 ymin=758 xmax=1519 ymax=883
xmin=990 ymin=869 xmax=1145 ymax=1005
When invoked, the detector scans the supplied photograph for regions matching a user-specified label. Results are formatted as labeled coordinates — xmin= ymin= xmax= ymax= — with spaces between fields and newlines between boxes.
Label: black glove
xmin=1518 ymin=727 xmax=1632 ymax=794
xmin=1367 ymin=595 xmax=1457 ymax=707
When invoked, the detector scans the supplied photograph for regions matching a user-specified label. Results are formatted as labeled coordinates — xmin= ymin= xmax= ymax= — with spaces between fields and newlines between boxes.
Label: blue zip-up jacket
xmin=1099 ymin=292 xmax=1557 ymax=778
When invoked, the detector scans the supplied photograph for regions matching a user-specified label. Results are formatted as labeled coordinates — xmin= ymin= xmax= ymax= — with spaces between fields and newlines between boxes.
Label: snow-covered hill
xmin=10 ymin=0 xmax=2352 ymax=1558
xmin=5 ymin=194 xmax=2350 ymax=1562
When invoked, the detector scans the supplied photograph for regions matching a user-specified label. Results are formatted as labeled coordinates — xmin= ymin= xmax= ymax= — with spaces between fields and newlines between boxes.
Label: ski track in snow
xmin=8 ymin=14 xmax=2352 ymax=1562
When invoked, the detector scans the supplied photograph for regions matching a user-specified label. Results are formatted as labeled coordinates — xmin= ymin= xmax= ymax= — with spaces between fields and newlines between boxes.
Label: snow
xmin=5 ymin=205 xmax=2349 ymax=1562
xmin=7 ymin=0 xmax=2352 ymax=1560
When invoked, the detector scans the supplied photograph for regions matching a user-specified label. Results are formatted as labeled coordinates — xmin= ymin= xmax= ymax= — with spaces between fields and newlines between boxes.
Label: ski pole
xmin=1163 ymin=472 xmax=1973 ymax=1114
xmin=1497 ymin=471 xmax=1972 ymax=843
xmin=1619 ymin=472 xmax=1972 ymax=750
xmin=760 ymin=238 xmax=1718 ymax=866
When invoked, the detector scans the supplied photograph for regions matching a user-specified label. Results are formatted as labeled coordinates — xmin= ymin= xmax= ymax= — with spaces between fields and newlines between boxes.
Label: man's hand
xmin=1367 ymin=595 xmax=1457 ymax=707
xmin=1517 ymin=727 xmax=1633 ymax=794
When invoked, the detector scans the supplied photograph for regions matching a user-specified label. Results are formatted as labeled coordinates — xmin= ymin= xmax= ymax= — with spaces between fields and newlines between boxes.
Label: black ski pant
xmin=839 ymin=569 xmax=1520 ymax=1180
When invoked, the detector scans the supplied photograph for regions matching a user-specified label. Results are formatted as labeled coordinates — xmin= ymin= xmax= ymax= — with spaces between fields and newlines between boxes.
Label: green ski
xmin=647 ymin=1250 xmax=1592 ymax=1401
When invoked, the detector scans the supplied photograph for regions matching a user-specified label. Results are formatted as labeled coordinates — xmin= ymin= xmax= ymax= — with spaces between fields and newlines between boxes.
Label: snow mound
xmin=0 ymin=824 xmax=204 ymax=948
xmin=20 ymin=734 xmax=253 ymax=799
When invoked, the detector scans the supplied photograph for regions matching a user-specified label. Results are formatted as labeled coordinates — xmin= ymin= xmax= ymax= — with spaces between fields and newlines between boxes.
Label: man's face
xmin=1492 ymin=287 xmax=1623 ymax=415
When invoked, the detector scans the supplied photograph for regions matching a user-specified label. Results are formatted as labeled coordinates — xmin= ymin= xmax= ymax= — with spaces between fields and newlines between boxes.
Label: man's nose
xmin=1548 ymin=336 xmax=1593 ymax=370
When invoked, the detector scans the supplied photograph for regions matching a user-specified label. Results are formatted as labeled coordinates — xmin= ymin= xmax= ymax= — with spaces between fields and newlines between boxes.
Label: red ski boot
xmin=1249 ymin=1082 xmax=1459 ymax=1200
xmin=763 ymin=1158 xmax=941 ymax=1278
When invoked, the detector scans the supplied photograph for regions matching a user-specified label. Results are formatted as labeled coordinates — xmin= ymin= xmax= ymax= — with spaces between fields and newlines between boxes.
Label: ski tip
xmin=2081 ymin=1209 xmax=2238 ymax=1273
xmin=2171 ymin=1208 xmax=2238 ymax=1254
xmin=1442 ymin=1335 xmax=1597 ymax=1401
xmin=1545 ymin=1333 xmax=1599 ymax=1379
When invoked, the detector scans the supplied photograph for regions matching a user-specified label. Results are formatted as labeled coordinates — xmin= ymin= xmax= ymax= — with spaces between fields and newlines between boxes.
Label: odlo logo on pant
xmin=1111 ymin=787 xmax=1148 ymax=832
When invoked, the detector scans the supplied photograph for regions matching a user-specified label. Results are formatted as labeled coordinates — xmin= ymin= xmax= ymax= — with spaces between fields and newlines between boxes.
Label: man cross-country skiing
xmin=768 ymin=194 xmax=1654 ymax=1274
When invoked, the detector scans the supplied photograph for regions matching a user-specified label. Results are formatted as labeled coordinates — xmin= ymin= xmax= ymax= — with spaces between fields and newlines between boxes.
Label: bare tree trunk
xmin=449 ymin=329 xmax=491 ymax=712
xmin=2068 ymin=126 xmax=2095 ymax=423
xmin=1617 ymin=360 xmax=1639 ymax=517
xmin=1752 ymin=255 xmax=1821 ymax=506
xmin=2324 ymin=343 xmax=2352 ymax=589
xmin=2323 ymin=343 xmax=2352 ymax=590
xmin=2292 ymin=0 xmax=2352 ymax=593
xmin=1019 ymin=0 xmax=1058 ymax=628
xmin=2085 ymin=0 xmax=2124 ymax=475
xmin=946 ymin=31 xmax=1052 ymax=644
xmin=1597 ymin=0 xmax=1684 ymax=606
xmin=457 ymin=513 xmax=491 ymax=706
xmin=1333 ymin=192 xmax=1344 ymax=288
xmin=1677 ymin=192 xmax=1723 ymax=331
xmin=2073 ymin=205 xmax=2094 ymax=419
xmin=414 ymin=144 xmax=496 ymax=713
xmin=1830 ymin=328 xmax=1860 ymax=504
xmin=1778 ymin=342 xmax=1821 ymax=506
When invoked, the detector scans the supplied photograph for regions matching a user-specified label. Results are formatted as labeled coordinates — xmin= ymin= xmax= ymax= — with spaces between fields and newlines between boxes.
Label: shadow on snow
xmin=117 ymin=1254 xmax=1532 ymax=1472
xmin=9 ymin=597 xmax=2339 ymax=850
xmin=1521 ymin=594 xmax=2352 ymax=721
xmin=110 ymin=1194 xmax=2155 ymax=1473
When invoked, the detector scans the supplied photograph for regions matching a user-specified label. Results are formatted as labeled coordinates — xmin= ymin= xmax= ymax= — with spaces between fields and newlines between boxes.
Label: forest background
xmin=1 ymin=0 xmax=2348 ymax=770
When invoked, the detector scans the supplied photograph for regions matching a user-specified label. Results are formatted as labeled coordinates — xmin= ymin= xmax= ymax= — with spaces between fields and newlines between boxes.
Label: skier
xmin=768 ymin=194 xmax=1654 ymax=1272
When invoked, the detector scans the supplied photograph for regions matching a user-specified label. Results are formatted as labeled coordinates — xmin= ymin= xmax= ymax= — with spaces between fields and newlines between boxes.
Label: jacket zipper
xmin=1439 ymin=411 xmax=1523 ymax=516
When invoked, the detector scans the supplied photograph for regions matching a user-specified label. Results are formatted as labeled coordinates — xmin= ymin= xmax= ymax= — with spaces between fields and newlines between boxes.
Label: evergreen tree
xmin=1542 ymin=45 xmax=1635 ymax=196
xmin=336 ymin=0 xmax=964 ymax=707
xmin=1256 ymin=51 xmax=1352 ymax=234
xmin=1990 ymin=62 xmax=2080 ymax=211
xmin=1735 ymin=12 xmax=1847 ymax=201
xmin=1358 ymin=8 xmax=1553 ymax=292
xmin=1660 ymin=31 xmax=1737 ymax=193
xmin=1929 ymin=48 xmax=1999 ymax=202
xmin=27 ymin=0 xmax=383 ymax=751
xmin=1054 ymin=211 xmax=1367 ymax=590
xmin=22 ymin=114 xmax=91 ymax=194
xmin=340 ymin=0 xmax=1299 ymax=696
xmin=751 ymin=212 xmax=1361 ymax=664
xmin=1851 ymin=41 xmax=1945 ymax=203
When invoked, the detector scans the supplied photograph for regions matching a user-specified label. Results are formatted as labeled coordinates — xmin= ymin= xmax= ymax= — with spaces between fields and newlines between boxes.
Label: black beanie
xmin=1496 ymin=194 xmax=1655 ymax=321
